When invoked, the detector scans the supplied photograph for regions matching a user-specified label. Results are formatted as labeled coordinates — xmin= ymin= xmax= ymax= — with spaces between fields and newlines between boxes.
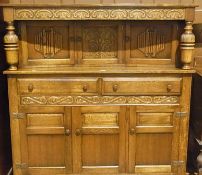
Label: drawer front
xmin=18 ymin=78 xmax=98 ymax=95
xmin=103 ymin=77 xmax=182 ymax=95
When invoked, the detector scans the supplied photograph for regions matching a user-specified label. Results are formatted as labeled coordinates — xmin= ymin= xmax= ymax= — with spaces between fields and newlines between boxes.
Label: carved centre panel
xmin=83 ymin=113 xmax=118 ymax=127
xmin=82 ymin=26 xmax=118 ymax=59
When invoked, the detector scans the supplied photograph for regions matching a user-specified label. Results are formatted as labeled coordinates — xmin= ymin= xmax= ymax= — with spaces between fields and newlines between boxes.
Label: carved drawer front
xmin=103 ymin=77 xmax=182 ymax=95
xmin=17 ymin=78 xmax=98 ymax=95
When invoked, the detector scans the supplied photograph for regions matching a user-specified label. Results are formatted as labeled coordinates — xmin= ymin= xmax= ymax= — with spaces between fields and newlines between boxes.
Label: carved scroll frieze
xmin=83 ymin=27 xmax=117 ymax=59
xmin=137 ymin=28 xmax=165 ymax=58
xmin=21 ymin=95 xmax=179 ymax=105
xmin=34 ymin=28 xmax=62 ymax=58
xmin=14 ymin=8 xmax=185 ymax=20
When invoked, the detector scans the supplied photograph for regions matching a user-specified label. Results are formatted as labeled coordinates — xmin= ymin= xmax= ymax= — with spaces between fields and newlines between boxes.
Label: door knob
xmin=75 ymin=128 xmax=82 ymax=136
xmin=65 ymin=129 xmax=71 ymax=136
xmin=129 ymin=128 xmax=136 ymax=135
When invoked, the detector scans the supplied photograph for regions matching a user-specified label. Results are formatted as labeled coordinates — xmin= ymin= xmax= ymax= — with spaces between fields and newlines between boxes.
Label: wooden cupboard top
xmin=3 ymin=67 xmax=196 ymax=75
xmin=0 ymin=3 xmax=198 ymax=7
xmin=1 ymin=4 xmax=196 ymax=21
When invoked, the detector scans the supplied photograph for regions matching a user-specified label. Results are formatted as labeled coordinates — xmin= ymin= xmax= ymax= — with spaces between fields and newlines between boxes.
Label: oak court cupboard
xmin=0 ymin=1 xmax=197 ymax=175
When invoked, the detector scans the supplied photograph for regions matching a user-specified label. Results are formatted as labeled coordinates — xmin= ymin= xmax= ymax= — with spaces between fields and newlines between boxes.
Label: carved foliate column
xmin=180 ymin=21 xmax=195 ymax=70
xmin=4 ymin=21 xmax=19 ymax=71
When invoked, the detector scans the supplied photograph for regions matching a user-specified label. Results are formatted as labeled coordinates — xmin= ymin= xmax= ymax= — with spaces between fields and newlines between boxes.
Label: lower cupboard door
xmin=19 ymin=107 xmax=72 ymax=175
xmin=128 ymin=106 xmax=180 ymax=175
xmin=72 ymin=106 xmax=126 ymax=174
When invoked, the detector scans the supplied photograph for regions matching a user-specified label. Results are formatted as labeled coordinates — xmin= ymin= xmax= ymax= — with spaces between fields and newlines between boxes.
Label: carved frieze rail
xmin=20 ymin=95 xmax=179 ymax=106
xmin=14 ymin=8 xmax=186 ymax=20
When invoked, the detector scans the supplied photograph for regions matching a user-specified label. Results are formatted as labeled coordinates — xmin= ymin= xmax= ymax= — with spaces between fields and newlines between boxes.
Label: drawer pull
xmin=75 ymin=128 xmax=82 ymax=136
xmin=83 ymin=84 xmax=88 ymax=92
xmin=65 ymin=129 xmax=71 ymax=136
xmin=28 ymin=84 xmax=34 ymax=92
xmin=113 ymin=84 xmax=118 ymax=92
xmin=167 ymin=84 xmax=173 ymax=92
xmin=129 ymin=128 xmax=136 ymax=135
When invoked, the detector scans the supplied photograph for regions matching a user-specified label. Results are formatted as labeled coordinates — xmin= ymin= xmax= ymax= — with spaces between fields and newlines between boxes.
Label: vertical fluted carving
xmin=180 ymin=21 xmax=195 ymax=70
xmin=4 ymin=21 xmax=19 ymax=71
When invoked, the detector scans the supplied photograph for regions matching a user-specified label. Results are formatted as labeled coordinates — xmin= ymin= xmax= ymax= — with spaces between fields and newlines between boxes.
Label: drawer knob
xmin=113 ymin=84 xmax=118 ymax=92
xmin=167 ymin=84 xmax=173 ymax=92
xmin=83 ymin=84 xmax=88 ymax=92
xmin=75 ymin=128 xmax=82 ymax=136
xmin=129 ymin=128 xmax=136 ymax=135
xmin=65 ymin=129 xmax=71 ymax=136
xmin=28 ymin=84 xmax=34 ymax=92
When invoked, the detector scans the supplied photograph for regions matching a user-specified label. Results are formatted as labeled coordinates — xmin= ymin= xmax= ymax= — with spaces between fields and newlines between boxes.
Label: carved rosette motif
xmin=14 ymin=8 xmax=185 ymax=20
xmin=21 ymin=96 xmax=179 ymax=105
xmin=83 ymin=27 xmax=117 ymax=59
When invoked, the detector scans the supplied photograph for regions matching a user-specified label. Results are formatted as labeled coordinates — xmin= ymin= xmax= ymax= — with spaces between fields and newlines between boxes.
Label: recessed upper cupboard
xmin=19 ymin=21 xmax=179 ymax=67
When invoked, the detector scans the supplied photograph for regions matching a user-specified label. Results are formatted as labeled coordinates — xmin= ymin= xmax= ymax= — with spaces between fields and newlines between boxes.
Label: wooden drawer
xmin=17 ymin=78 xmax=98 ymax=95
xmin=103 ymin=77 xmax=182 ymax=95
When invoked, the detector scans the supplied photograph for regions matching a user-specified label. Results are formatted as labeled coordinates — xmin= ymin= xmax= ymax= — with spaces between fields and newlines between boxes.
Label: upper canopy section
xmin=0 ymin=5 xmax=195 ymax=21
xmin=0 ymin=3 xmax=197 ymax=21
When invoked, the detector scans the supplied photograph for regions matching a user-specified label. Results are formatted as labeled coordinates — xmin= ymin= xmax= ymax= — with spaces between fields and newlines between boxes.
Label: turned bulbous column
xmin=180 ymin=21 xmax=195 ymax=70
xmin=4 ymin=21 xmax=19 ymax=71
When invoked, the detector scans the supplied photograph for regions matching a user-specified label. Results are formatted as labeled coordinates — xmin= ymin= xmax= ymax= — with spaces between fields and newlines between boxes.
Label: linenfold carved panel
xmin=128 ymin=22 xmax=176 ymax=62
xmin=137 ymin=28 xmax=165 ymax=58
xmin=14 ymin=8 xmax=186 ymax=20
xmin=34 ymin=28 xmax=62 ymax=58
xmin=83 ymin=26 xmax=117 ymax=59
xmin=20 ymin=96 xmax=179 ymax=105
xmin=25 ymin=21 xmax=71 ymax=61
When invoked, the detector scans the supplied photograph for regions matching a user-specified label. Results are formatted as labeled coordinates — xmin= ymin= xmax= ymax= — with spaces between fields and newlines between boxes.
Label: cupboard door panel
xmin=128 ymin=106 xmax=180 ymax=174
xmin=72 ymin=106 xmax=126 ymax=174
xmin=19 ymin=107 xmax=72 ymax=175
xmin=20 ymin=21 xmax=75 ymax=66
xmin=76 ymin=21 xmax=124 ymax=65
xmin=126 ymin=21 xmax=178 ymax=66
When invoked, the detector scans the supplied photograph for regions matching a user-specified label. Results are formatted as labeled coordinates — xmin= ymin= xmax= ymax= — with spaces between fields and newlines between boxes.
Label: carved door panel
xmin=19 ymin=21 xmax=75 ymax=66
xmin=19 ymin=106 xmax=72 ymax=175
xmin=72 ymin=106 xmax=126 ymax=174
xmin=126 ymin=21 xmax=178 ymax=66
xmin=128 ymin=106 xmax=180 ymax=174
xmin=75 ymin=21 xmax=124 ymax=65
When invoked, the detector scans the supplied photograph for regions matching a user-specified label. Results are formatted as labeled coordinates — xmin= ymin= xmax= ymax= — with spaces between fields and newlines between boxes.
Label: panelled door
xmin=18 ymin=106 xmax=72 ymax=175
xmin=128 ymin=105 xmax=180 ymax=174
xmin=72 ymin=106 xmax=126 ymax=174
